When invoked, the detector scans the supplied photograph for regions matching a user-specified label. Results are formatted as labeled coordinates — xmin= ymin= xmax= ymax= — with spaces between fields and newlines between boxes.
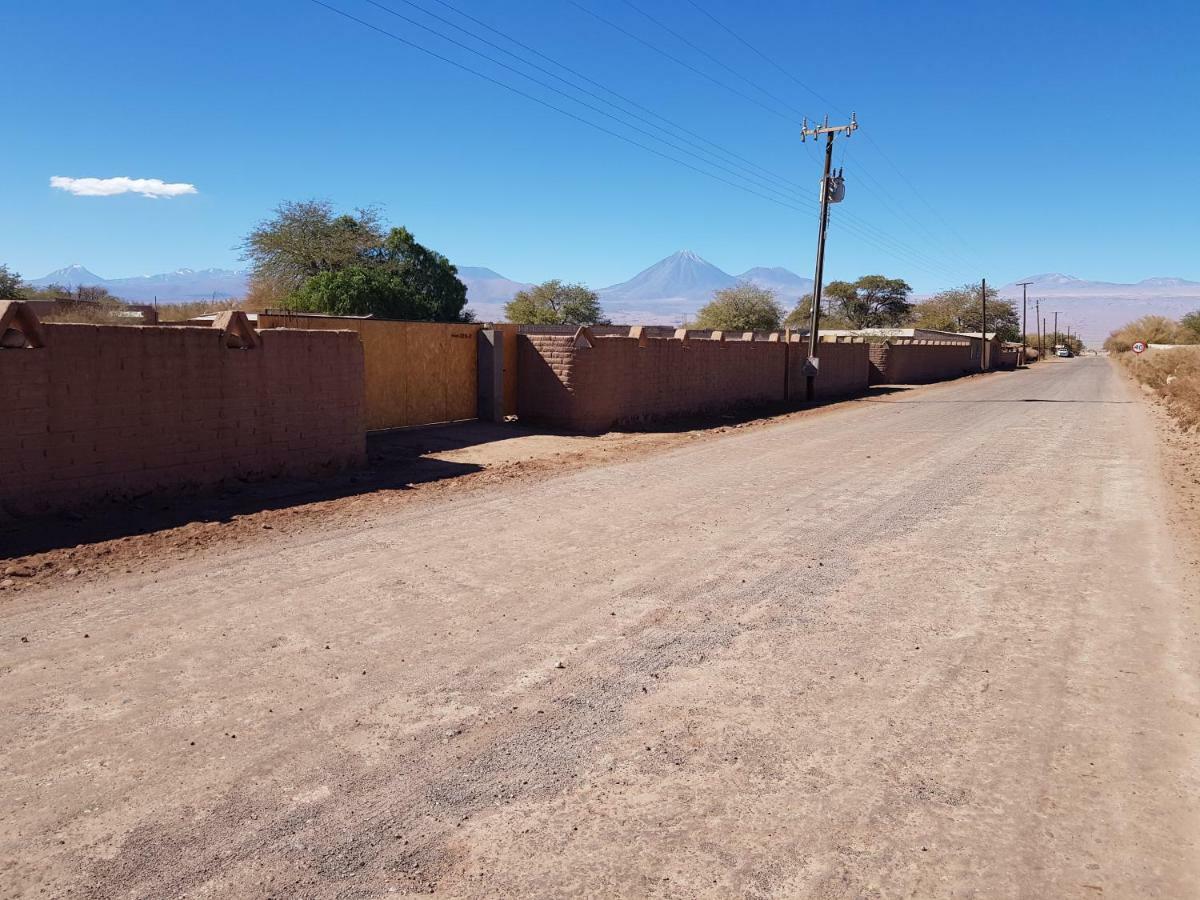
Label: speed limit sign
xmin=1132 ymin=341 xmax=1147 ymax=354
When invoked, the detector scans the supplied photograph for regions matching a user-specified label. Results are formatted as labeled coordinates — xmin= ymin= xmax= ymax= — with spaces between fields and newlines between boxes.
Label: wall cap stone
xmin=212 ymin=310 xmax=260 ymax=349
xmin=0 ymin=300 xmax=46 ymax=349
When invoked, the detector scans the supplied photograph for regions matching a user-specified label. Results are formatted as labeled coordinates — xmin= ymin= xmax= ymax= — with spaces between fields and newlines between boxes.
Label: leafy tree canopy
xmin=0 ymin=264 xmax=23 ymax=300
xmin=910 ymin=281 xmax=1019 ymax=341
xmin=694 ymin=281 xmax=783 ymax=331
xmin=242 ymin=200 xmax=384 ymax=294
xmin=783 ymin=294 xmax=852 ymax=330
xmin=242 ymin=200 xmax=471 ymax=322
xmin=504 ymin=280 xmax=609 ymax=325
xmin=823 ymin=275 xmax=913 ymax=328
xmin=1181 ymin=310 xmax=1200 ymax=340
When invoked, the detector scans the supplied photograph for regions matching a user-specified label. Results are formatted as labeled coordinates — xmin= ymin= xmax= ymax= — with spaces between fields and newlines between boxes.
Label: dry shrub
xmin=1122 ymin=347 xmax=1200 ymax=430
xmin=157 ymin=298 xmax=249 ymax=322
xmin=39 ymin=302 xmax=132 ymax=325
xmin=1105 ymin=315 xmax=1196 ymax=352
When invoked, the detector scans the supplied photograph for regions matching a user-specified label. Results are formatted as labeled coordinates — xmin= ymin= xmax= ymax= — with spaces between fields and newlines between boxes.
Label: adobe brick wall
xmin=518 ymin=333 xmax=788 ymax=432
xmin=993 ymin=346 xmax=1020 ymax=370
xmin=868 ymin=340 xmax=975 ymax=385
xmin=1 ymin=323 xmax=366 ymax=517
xmin=786 ymin=339 xmax=870 ymax=401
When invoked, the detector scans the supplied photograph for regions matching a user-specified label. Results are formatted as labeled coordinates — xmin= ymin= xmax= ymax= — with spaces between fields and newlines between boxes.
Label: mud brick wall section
xmin=868 ymin=340 xmax=976 ymax=385
xmin=786 ymin=339 xmax=870 ymax=402
xmin=518 ymin=334 xmax=790 ymax=432
xmin=1 ymin=323 xmax=366 ymax=517
xmin=518 ymin=333 xmax=873 ymax=432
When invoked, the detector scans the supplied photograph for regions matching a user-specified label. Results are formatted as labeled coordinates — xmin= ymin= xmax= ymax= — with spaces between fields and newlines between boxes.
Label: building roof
xmin=819 ymin=327 xmax=998 ymax=341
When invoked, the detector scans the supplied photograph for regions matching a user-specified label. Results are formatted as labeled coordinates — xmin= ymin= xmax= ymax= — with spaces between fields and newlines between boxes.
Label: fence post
xmin=476 ymin=329 xmax=505 ymax=422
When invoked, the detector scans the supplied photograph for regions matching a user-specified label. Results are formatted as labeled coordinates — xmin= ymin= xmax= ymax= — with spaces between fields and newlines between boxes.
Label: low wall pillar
xmin=477 ymin=329 xmax=505 ymax=421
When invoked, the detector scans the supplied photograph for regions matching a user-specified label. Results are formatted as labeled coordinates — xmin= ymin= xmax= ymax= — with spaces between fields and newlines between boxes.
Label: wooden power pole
xmin=1016 ymin=281 xmax=1033 ymax=368
xmin=980 ymin=278 xmax=988 ymax=371
xmin=801 ymin=113 xmax=857 ymax=400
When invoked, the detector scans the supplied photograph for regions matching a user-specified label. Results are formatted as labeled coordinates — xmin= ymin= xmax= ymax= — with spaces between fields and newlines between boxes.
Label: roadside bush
xmin=1104 ymin=315 xmax=1197 ymax=352
xmin=1120 ymin=346 xmax=1200 ymax=430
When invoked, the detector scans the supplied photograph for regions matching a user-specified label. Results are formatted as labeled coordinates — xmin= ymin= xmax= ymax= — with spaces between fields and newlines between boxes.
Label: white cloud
xmin=50 ymin=176 xmax=198 ymax=199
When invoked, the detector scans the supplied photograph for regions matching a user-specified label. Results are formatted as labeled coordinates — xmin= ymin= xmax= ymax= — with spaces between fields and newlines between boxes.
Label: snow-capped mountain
xmin=597 ymin=251 xmax=809 ymax=322
xmin=998 ymin=274 xmax=1200 ymax=343
xmin=600 ymin=250 xmax=736 ymax=309
xmin=30 ymin=265 xmax=249 ymax=301
xmin=30 ymin=265 xmax=106 ymax=287
xmin=455 ymin=266 xmax=534 ymax=321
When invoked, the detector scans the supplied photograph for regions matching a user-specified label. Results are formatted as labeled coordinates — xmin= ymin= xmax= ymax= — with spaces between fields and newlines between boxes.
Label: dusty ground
xmin=3 ymin=359 xmax=1199 ymax=898
xmin=0 ymin=400 xmax=865 ymax=596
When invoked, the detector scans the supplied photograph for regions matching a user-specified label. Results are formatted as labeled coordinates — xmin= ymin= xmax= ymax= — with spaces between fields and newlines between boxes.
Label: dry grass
xmin=156 ymin=298 xmax=249 ymax=322
xmin=39 ymin=303 xmax=133 ymax=325
xmin=1121 ymin=346 xmax=1200 ymax=431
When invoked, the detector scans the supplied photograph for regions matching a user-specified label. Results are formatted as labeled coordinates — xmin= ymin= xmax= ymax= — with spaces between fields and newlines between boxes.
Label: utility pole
xmin=801 ymin=113 xmax=858 ymax=400
xmin=1016 ymin=281 xmax=1033 ymax=368
xmin=980 ymin=278 xmax=988 ymax=371
xmin=1042 ymin=316 xmax=1047 ymax=360
xmin=1052 ymin=311 xmax=1060 ymax=352
xmin=1036 ymin=298 xmax=1042 ymax=360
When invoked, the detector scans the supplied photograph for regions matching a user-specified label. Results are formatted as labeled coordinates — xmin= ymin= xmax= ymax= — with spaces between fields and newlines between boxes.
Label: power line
xmin=358 ymin=0 xmax=824 ymax=208
xmin=417 ymin=0 xmax=806 ymax=192
xmin=306 ymin=1 xmax=966 ymax=281
xmin=563 ymin=3 xmax=967 ymax=278
xmin=564 ymin=0 xmax=804 ymax=127
xmin=307 ymin=0 xmax=815 ymax=213
xmin=841 ymin=141 xmax=977 ymax=277
xmin=679 ymin=0 xmax=838 ymax=112
xmin=367 ymin=0 xmax=816 ymax=203
xmin=615 ymin=0 xmax=817 ymax=123
xmin=676 ymin=0 xmax=984 ymax=272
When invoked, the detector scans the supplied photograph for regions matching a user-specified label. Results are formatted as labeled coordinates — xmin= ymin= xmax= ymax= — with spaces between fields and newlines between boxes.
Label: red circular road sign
xmin=1132 ymin=341 xmax=1148 ymax=354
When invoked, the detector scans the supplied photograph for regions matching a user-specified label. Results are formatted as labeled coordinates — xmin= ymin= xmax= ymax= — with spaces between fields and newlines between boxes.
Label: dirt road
xmin=3 ymin=358 xmax=1198 ymax=898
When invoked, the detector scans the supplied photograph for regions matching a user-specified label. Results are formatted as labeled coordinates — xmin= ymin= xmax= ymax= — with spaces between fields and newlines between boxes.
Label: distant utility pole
xmin=1052 ymin=311 xmax=1060 ymax=350
xmin=980 ymin=278 xmax=988 ymax=371
xmin=1036 ymin=298 xmax=1043 ymax=360
xmin=801 ymin=112 xmax=858 ymax=400
xmin=1016 ymin=281 xmax=1034 ymax=368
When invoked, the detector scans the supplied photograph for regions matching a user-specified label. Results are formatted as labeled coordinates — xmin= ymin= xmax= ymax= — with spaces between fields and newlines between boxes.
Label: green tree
xmin=504 ymin=280 xmax=609 ymax=325
xmin=783 ymin=293 xmax=852 ymax=330
xmin=1180 ymin=310 xmax=1200 ymax=342
xmin=694 ymin=281 xmax=783 ymax=331
xmin=290 ymin=250 xmax=472 ymax=324
xmin=0 ymin=264 xmax=24 ymax=300
xmin=241 ymin=199 xmax=385 ymax=295
xmin=243 ymin=200 xmax=471 ymax=322
xmin=368 ymin=227 xmax=470 ymax=321
xmin=910 ymin=281 xmax=1020 ymax=341
xmin=823 ymin=275 xmax=913 ymax=328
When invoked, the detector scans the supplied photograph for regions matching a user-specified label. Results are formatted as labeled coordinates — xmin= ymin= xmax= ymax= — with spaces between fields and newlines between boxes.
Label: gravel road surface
xmin=3 ymin=358 xmax=1198 ymax=898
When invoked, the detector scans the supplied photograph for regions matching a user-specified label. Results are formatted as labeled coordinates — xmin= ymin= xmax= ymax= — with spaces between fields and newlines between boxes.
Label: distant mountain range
xmin=30 ymin=264 xmax=250 ymax=301
xmin=596 ymin=251 xmax=813 ymax=323
xmin=27 ymin=253 xmax=815 ymax=324
xmin=997 ymin=274 xmax=1200 ymax=343
xmin=28 ymin=261 xmax=1200 ymax=340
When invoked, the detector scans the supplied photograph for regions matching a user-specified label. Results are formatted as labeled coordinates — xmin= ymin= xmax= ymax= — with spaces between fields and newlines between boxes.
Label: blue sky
xmin=3 ymin=0 xmax=1197 ymax=292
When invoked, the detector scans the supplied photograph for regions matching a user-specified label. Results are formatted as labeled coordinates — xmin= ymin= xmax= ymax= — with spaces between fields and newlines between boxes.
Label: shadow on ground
xmin=0 ymin=430 xmax=491 ymax=561
xmin=0 ymin=389 xmax=903 ymax=561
